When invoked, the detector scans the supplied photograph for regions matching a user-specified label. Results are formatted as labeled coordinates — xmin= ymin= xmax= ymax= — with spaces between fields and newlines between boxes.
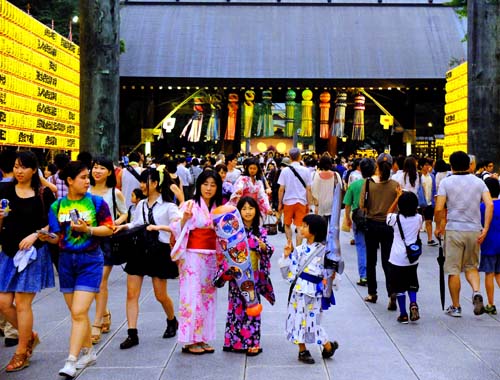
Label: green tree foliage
xmin=9 ymin=0 xmax=79 ymax=44
xmin=445 ymin=0 xmax=467 ymax=18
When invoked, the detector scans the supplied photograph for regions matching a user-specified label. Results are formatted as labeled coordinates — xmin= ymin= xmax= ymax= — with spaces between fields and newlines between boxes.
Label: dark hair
xmin=141 ymin=167 xmax=169 ymax=201
xmin=484 ymin=177 xmax=500 ymax=198
xmin=46 ymin=163 xmax=57 ymax=176
xmin=449 ymin=151 xmax=470 ymax=172
xmin=302 ymin=214 xmax=327 ymax=242
xmin=398 ymin=191 xmax=418 ymax=217
xmin=128 ymin=152 xmax=140 ymax=163
xmin=14 ymin=151 xmax=41 ymax=192
xmin=225 ymin=153 xmax=237 ymax=163
xmin=215 ymin=163 xmax=228 ymax=173
xmin=90 ymin=156 xmax=117 ymax=188
xmin=193 ymin=170 xmax=222 ymax=209
xmin=243 ymin=157 xmax=263 ymax=178
xmin=60 ymin=160 xmax=89 ymax=186
xmin=236 ymin=196 xmax=262 ymax=237
xmin=352 ymin=158 xmax=361 ymax=171
xmin=54 ymin=153 xmax=70 ymax=171
xmin=435 ymin=159 xmax=450 ymax=173
xmin=76 ymin=151 xmax=93 ymax=168
xmin=403 ymin=157 xmax=418 ymax=187
xmin=166 ymin=159 xmax=178 ymax=174
xmin=395 ymin=155 xmax=406 ymax=170
xmin=192 ymin=158 xmax=200 ymax=166
xmin=377 ymin=160 xmax=392 ymax=181
xmin=318 ymin=156 xmax=333 ymax=171
xmin=0 ymin=149 xmax=16 ymax=173
xmin=132 ymin=188 xmax=146 ymax=201
xmin=360 ymin=158 xmax=375 ymax=179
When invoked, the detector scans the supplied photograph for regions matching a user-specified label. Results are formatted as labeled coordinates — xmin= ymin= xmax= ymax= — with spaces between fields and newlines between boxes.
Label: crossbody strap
xmin=396 ymin=214 xmax=407 ymax=243
xmin=287 ymin=165 xmax=307 ymax=188
xmin=127 ymin=166 xmax=141 ymax=182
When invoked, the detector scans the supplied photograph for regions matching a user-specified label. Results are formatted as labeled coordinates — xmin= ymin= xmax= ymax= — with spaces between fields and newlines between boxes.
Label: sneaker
xmin=387 ymin=294 xmax=397 ymax=311
xmin=409 ymin=302 xmax=420 ymax=321
xmin=427 ymin=240 xmax=438 ymax=246
xmin=76 ymin=347 xmax=97 ymax=370
xmin=397 ymin=315 xmax=409 ymax=324
xmin=485 ymin=304 xmax=497 ymax=315
xmin=356 ymin=278 xmax=368 ymax=287
xmin=445 ymin=305 xmax=462 ymax=317
xmin=59 ymin=356 xmax=77 ymax=378
xmin=473 ymin=294 xmax=485 ymax=315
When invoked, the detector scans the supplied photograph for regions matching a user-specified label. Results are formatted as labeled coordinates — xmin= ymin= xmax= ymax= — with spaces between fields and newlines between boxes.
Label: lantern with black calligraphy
xmin=180 ymin=97 xmax=204 ymax=142
xmin=331 ymin=92 xmax=347 ymax=138
xmin=319 ymin=91 xmax=331 ymax=139
xmin=206 ymin=94 xmax=222 ymax=142
xmin=351 ymin=94 xmax=365 ymax=141
xmin=242 ymin=91 xmax=255 ymax=139
xmin=285 ymin=90 xmax=296 ymax=137
xmin=300 ymin=89 xmax=313 ymax=137
xmin=257 ymin=90 xmax=273 ymax=137
xmin=225 ymin=93 xmax=239 ymax=141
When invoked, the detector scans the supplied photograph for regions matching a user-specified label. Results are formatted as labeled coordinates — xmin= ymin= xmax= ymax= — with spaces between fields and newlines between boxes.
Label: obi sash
xmin=187 ymin=228 xmax=216 ymax=250
xmin=299 ymin=272 xmax=323 ymax=284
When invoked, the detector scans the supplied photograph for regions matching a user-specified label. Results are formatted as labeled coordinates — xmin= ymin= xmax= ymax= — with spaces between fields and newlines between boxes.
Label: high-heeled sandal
xmin=6 ymin=352 xmax=30 ymax=372
xmin=102 ymin=311 xmax=112 ymax=334
xmin=91 ymin=325 xmax=102 ymax=345
xmin=27 ymin=331 xmax=40 ymax=358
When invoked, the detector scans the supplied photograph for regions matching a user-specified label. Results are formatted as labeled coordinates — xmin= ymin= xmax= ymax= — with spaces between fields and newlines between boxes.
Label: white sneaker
xmin=59 ymin=355 xmax=77 ymax=378
xmin=76 ymin=347 xmax=97 ymax=369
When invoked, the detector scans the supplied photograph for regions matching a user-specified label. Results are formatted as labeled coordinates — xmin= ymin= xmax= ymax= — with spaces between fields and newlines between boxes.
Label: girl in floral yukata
xmin=229 ymin=157 xmax=272 ymax=216
xmin=170 ymin=170 xmax=222 ymax=355
xmin=279 ymin=214 xmax=339 ymax=365
xmin=214 ymin=196 xmax=275 ymax=356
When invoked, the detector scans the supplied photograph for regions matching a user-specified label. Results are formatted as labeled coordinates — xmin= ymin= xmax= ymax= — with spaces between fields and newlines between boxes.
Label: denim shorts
xmin=479 ymin=255 xmax=500 ymax=274
xmin=58 ymin=248 xmax=104 ymax=293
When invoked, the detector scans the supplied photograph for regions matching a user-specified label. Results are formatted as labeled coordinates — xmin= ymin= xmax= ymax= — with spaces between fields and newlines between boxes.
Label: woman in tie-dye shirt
xmin=46 ymin=160 xmax=114 ymax=377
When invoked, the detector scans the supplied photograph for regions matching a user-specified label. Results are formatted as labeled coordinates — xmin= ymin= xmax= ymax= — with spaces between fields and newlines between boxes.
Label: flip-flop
xmin=246 ymin=347 xmax=262 ymax=357
xmin=200 ymin=343 xmax=215 ymax=354
xmin=181 ymin=344 xmax=205 ymax=355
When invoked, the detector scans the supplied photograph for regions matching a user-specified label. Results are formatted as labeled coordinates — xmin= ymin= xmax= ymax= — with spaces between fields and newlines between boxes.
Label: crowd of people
xmin=0 ymin=147 xmax=498 ymax=377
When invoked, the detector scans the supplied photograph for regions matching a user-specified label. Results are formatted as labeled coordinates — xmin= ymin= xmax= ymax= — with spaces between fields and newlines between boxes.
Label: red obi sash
xmin=187 ymin=228 xmax=216 ymax=250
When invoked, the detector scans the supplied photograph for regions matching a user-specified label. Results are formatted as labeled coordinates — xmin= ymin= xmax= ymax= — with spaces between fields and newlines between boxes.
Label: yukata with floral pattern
xmin=214 ymin=226 xmax=275 ymax=352
xmin=170 ymin=199 xmax=218 ymax=345
xmin=282 ymin=241 xmax=330 ymax=345
xmin=229 ymin=176 xmax=271 ymax=215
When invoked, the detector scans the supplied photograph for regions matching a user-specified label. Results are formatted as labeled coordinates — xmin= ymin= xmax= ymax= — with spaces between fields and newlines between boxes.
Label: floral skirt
xmin=0 ymin=245 xmax=55 ymax=293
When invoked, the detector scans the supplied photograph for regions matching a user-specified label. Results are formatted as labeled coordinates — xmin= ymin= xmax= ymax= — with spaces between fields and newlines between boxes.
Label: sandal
xmin=246 ymin=346 xmax=262 ymax=357
xmin=322 ymin=341 xmax=339 ymax=359
xmin=27 ymin=331 xmax=40 ymax=358
xmin=6 ymin=353 xmax=30 ymax=372
xmin=364 ymin=294 xmax=378 ymax=304
xmin=200 ymin=342 xmax=215 ymax=354
xmin=102 ymin=311 xmax=112 ymax=334
xmin=181 ymin=344 xmax=205 ymax=355
xmin=91 ymin=325 xmax=102 ymax=345
xmin=410 ymin=302 xmax=420 ymax=321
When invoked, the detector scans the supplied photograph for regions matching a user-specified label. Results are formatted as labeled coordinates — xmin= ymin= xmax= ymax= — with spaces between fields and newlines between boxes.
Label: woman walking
xmin=89 ymin=157 xmax=128 ymax=344
xmin=46 ymin=160 xmax=114 ymax=378
xmin=0 ymin=151 xmax=55 ymax=372
xmin=115 ymin=167 xmax=181 ymax=349
xmin=170 ymin=170 xmax=222 ymax=354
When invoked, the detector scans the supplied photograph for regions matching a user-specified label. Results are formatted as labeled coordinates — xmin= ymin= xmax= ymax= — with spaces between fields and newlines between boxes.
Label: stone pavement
xmin=2 ymin=220 xmax=500 ymax=380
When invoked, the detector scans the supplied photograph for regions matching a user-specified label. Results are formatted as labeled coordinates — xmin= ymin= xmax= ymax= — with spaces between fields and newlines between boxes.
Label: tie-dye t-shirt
xmin=48 ymin=193 xmax=113 ymax=253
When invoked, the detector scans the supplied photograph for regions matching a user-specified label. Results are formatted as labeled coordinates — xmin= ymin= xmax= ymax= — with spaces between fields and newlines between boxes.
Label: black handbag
xmin=352 ymin=179 xmax=370 ymax=232
xmin=396 ymin=214 xmax=422 ymax=264
xmin=108 ymin=225 xmax=147 ymax=265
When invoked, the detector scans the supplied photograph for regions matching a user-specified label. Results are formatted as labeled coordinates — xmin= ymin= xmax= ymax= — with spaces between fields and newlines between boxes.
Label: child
xmin=214 ymin=196 xmax=275 ymax=356
xmin=386 ymin=190 xmax=423 ymax=323
xmin=127 ymin=188 xmax=146 ymax=223
xmin=479 ymin=178 xmax=500 ymax=314
xmin=279 ymin=214 xmax=338 ymax=364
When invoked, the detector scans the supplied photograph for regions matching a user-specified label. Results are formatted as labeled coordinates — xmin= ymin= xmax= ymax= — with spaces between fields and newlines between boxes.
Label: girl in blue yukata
xmin=279 ymin=214 xmax=339 ymax=364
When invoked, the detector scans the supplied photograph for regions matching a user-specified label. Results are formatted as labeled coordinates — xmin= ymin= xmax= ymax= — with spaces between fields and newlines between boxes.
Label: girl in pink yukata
xmin=170 ymin=170 xmax=222 ymax=355
xmin=214 ymin=196 xmax=275 ymax=356
xmin=229 ymin=157 xmax=272 ymax=216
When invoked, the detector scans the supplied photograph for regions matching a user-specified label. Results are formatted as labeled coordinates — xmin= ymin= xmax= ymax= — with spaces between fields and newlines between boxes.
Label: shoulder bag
xmin=286 ymin=165 xmax=307 ymax=188
xmin=351 ymin=179 xmax=370 ymax=232
xmin=396 ymin=214 xmax=422 ymax=264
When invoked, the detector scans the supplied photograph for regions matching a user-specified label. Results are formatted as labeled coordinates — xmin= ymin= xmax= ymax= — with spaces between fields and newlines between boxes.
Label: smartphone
xmin=36 ymin=230 xmax=57 ymax=239
xmin=69 ymin=209 xmax=80 ymax=224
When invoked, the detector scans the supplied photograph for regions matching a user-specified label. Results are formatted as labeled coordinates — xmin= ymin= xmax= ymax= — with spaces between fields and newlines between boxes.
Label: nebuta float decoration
xmin=225 ymin=93 xmax=239 ymax=141
xmin=180 ymin=97 xmax=204 ymax=142
xmin=242 ymin=90 xmax=255 ymax=139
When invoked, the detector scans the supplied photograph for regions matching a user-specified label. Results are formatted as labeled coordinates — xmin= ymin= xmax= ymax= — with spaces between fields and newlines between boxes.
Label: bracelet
xmin=88 ymin=227 xmax=93 ymax=236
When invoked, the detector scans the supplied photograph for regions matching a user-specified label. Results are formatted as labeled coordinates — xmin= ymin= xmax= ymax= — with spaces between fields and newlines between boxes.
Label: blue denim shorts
xmin=58 ymin=248 xmax=104 ymax=293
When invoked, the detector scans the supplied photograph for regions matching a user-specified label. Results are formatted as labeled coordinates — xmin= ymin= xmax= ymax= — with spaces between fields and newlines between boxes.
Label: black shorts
xmin=423 ymin=205 xmax=434 ymax=221
xmin=125 ymin=242 xmax=179 ymax=279
xmin=389 ymin=262 xmax=419 ymax=293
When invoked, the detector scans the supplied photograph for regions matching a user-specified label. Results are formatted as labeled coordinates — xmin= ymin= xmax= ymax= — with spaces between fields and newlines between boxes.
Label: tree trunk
xmin=468 ymin=1 xmax=500 ymax=165
xmin=79 ymin=0 xmax=120 ymax=159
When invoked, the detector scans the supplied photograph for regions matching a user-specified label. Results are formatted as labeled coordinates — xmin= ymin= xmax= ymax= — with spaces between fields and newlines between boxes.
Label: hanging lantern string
xmin=359 ymin=88 xmax=402 ymax=131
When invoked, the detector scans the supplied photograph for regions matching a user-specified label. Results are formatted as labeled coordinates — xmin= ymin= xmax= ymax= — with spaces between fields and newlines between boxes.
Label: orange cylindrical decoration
xmin=319 ymin=91 xmax=331 ymax=139
xmin=225 ymin=93 xmax=239 ymax=141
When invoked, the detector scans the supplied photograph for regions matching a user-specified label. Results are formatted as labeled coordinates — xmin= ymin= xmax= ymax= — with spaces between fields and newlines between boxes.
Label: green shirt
xmin=343 ymin=178 xmax=364 ymax=210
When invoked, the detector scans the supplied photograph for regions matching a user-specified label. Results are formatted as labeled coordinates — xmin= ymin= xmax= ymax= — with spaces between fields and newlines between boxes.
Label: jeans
xmin=353 ymin=222 xmax=367 ymax=279
xmin=59 ymin=248 xmax=104 ymax=293
xmin=364 ymin=220 xmax=394 ymax=297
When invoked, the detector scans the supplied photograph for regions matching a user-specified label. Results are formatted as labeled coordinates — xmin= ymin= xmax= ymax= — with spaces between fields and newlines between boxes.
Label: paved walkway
xmin=2 ymin=222 xmax=500 ymax=380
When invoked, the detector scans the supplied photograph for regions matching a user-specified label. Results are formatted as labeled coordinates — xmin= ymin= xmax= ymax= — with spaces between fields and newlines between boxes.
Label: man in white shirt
xmin=121 ymin=152 xmax=143 ymax=208
xmin=176 ymin=157 xmax=193 ymax=200
xmin=225 ymin=153 xmax=241 ymax=185
xmin=278 ymin=148 xmax=313 ymax=245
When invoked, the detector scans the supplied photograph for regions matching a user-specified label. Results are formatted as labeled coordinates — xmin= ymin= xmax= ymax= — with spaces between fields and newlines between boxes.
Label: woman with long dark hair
xmin=46 ymin=161 xmax=114 ymax=377
xmin=359 ymin=154 xmax=400 ymax=309
xmin=0 ymin=151 xmax=55 ymax=372
xmin=89 ymin=156 xmax=128 ymax=344
xmin=114 ymin=167 xmax=181 ymax=350
xmin=170 ymin=170 xmax=222 ymax=354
